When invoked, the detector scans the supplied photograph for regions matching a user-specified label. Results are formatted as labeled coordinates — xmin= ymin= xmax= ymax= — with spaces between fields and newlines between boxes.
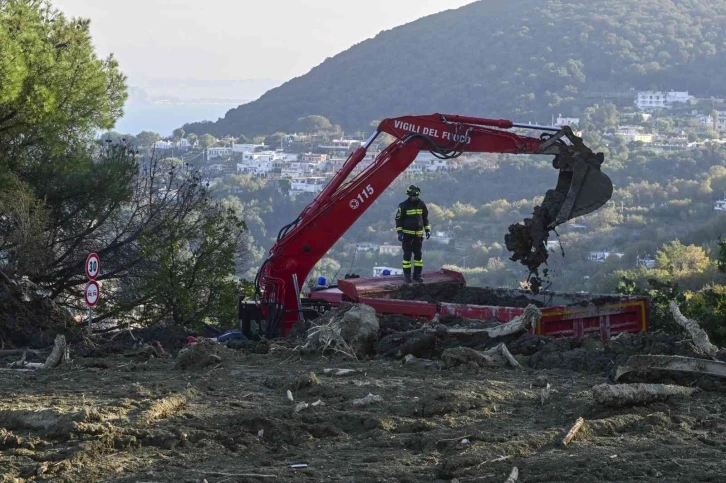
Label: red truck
xmin=306 ymin=268 xmax=649 ymax=341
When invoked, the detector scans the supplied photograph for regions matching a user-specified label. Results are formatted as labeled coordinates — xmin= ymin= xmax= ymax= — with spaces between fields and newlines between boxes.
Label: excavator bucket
xmin=549 ymin=152 xmax=613 ymax=228
xmin=504 ymin=149 xmax=613 ymax=292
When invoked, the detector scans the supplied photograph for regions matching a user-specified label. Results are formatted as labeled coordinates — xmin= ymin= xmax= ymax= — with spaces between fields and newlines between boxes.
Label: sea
xmin=114 ymin=102 xmax=245 ymax=136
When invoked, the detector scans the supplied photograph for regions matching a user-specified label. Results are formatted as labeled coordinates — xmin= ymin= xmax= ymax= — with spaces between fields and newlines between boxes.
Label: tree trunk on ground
xmin=593 ymin=383 xmax=696 ymax=407
xmin=669 ymin=301 xmax=719 ymax=358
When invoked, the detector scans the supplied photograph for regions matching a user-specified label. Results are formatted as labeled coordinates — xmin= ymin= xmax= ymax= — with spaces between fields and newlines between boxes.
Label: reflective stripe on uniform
xmin=413 ymin=260 xmax=423 ymax=267
xmin=402 ymin=260 xmax=412 ymax=268
xmin=401 ymin=229 xmax=424 ymax=235
xmin=424 ymin=225 xmax=431 ymax=230
xmin=405 ymin=209 xmax=423 ymax=215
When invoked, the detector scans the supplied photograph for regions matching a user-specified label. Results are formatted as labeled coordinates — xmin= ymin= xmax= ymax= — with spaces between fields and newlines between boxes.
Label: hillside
xmin=182 ymin=0 xmax=726 ymax=137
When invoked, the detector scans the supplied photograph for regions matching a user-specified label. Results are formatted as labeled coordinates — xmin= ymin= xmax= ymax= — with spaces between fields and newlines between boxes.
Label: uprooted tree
xmin=0 ymin=0 xmax=252 ymax=340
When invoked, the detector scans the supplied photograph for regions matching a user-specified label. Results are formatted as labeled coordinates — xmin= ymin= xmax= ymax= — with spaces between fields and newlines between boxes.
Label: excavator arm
xmin=243 ymin=113 xmax=613 ymax=337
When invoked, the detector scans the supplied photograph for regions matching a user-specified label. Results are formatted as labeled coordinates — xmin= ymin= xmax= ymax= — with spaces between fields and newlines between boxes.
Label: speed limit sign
xmin=85 ymin=253 xmax=100 ymax=280
xmin=84 ymin=281 xmax=100 ymax=307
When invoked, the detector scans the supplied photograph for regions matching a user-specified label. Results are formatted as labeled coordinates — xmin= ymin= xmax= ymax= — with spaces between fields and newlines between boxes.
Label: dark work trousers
xmin=402 ymin=236 xmax=423 ymax=277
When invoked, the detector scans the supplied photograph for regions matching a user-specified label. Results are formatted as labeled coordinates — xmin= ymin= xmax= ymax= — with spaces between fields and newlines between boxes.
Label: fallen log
xmin=483 ymin=342 xmax=521 ymax=369
xmin=8 ymin=335 xmax=69 ymax=370
xmin=615 ymin=354 xmax=726 ymax=382
xmin=558 ymin=416 xmax=584 ymax=446
xmin=443 ymin=343 xmax=522 ymax=369
xmin=441 ymin=305 xmax=541 ymax=339
xmin=593 ymin=383 xmax=696 ymax=407
xmin=323 ymin=368 xmax=360 ymax=377
xmin=442 ymin=347 xmax=498 ymax=368
xmin=669 ymin=301 xmax=719 ymax=358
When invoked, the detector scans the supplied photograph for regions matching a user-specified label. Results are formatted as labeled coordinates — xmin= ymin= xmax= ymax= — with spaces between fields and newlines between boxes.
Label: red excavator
xmin=240 ymin=113 xmax=616 ymax=339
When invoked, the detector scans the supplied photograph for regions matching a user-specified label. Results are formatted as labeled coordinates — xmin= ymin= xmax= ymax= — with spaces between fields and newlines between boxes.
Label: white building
xmin=554 ymin=114 xmax=580 ymax=127
xmin=153 ymin=140 xmax=174 ymax=150
xmin=587 ymin=251 xmax=625 ymax=262
xmin=613 ymin=126 xmax=654 ymax=143
xmin=289 ymin=177 xmax=327 ymax=196
xmin=378 ymin=243 xmax=402 ymax=256
xmin=206 ymin=147 xmax=233 ymax=160
xmin=430 ymin=231 xmax=453 ymax=245
xmin=355 ymin=242 xmax=378 ymax=253
xmin=636 ymin=91 xmax=691 ymax=110
xmin=706 ymin=111 xmax=726 ymax=133
xmin=545 ymin=240 xmax=561 ymax=250
xmin=636 ymin=255 xmax=656 ymax=269
xmin=714 ymin=200 xmax=726 ymax=211
xmin=232 ymin=143 xmax=265 ymax=153
xmin=318 ymin=139 xmax=363 ymax=153
xmin=236 ymin=151 xmax=288 ymax=176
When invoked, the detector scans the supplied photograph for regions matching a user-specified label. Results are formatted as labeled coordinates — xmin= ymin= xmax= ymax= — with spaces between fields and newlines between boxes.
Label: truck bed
xmin=309 ymin=269 xmax=649 ymax=341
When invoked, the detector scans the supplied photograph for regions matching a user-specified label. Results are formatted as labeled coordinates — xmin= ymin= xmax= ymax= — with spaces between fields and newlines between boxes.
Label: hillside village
xmin=123 ymin=90 xmax=726 ymax=277
xmin=150 ymin=90 xmax=726 ymax=188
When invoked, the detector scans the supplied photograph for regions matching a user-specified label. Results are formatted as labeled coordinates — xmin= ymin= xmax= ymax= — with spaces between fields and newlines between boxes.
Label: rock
xmin=294 ymin=372 xmax=321 ymax=390
xmin=441 ymin=347 xmax=498 ymax=369
xmin=375 ymin=330 xmax=437 ymax=359
xmin=338 ymin=304 xmax=379 ymax=358
xmin=582 ymin=337 xmax=605 ymax=353
xmin=532 ymin=375 xmax=549 ymax=388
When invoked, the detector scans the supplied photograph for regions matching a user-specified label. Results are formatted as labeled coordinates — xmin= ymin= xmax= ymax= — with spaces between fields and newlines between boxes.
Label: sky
xmin=52 ymin=0 xmax=477 ymax=85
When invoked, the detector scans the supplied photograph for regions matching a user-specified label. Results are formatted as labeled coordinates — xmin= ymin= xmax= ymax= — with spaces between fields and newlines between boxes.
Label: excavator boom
xmin=243 ymin=113 xmax=613 ymax=337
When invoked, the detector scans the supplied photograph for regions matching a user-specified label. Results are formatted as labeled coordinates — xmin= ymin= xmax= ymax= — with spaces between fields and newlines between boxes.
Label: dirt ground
xmin=2 ymin=323 xmax=726 ymax=483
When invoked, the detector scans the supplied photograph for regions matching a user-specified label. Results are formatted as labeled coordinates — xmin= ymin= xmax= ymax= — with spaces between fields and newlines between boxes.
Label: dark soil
xmin=510 ymin=330 xmax=706 ymax=377
xmin=505 ymin=187 xmax=566 ymax=293
xmin=394 ymin=284 xmax=545 ymax=307
xmin=3 ymin=325 xmax=725 ymax=482
xmin=378 ymin=314 xmax=425 ymax=336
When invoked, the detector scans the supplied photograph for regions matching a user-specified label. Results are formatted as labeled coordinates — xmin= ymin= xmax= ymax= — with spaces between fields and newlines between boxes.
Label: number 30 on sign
xmin=86 ymin=253 xmax=100 ymax=280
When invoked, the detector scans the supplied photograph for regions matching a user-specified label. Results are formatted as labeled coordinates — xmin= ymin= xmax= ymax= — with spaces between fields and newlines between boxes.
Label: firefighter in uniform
xmin=395 ymin=185 xmax=430 ymax=283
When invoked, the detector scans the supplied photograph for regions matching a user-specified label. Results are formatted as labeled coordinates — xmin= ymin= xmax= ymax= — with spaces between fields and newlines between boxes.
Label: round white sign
xmin=86 ymin=253 xmax=100 ymax=280
xmin=84 ymin=281 xmax=100 ymax=307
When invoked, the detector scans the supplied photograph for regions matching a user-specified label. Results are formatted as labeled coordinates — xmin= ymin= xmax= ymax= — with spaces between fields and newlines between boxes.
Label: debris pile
xmin=394 ymin=284 xmax=544 ymax=308
xmin=175 ymin=338 xmax=227 ymax=370
xmin=375 ymin=304 xmax=541 ymax=360
xmin=301 ymin=303 xmax=379 ymax=359
xmin=0 ymin=274 xmax=76 ymax=348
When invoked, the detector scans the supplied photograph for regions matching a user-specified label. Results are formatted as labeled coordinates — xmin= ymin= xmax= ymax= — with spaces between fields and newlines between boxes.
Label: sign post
xmin=84 ymin=253 xmax=100 ymax=329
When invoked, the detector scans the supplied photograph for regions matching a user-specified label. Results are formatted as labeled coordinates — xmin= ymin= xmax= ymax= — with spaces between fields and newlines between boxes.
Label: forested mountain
xmin=183 ymin=0 xmax=726 ymax=137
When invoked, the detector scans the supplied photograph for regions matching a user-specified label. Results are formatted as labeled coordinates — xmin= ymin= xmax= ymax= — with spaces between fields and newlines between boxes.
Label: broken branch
xmin=558 ymin=416 xmax=584 ymax=446
xmin=669 ymin=301 xmax=719 ymax=358
xmin=593 ymin=383 xmax=696 ymax=407
xmin=615 ymin=354 xmax=726 ymax=382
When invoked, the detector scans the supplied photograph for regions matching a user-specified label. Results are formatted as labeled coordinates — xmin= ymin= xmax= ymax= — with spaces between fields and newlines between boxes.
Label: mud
xmin=505 ymin=188 xmax=566 ymax=292
xmin=510 ymin=330 xmax=707 ymax=378
xmin=394 ymin=284 xmax=545 ymax=308
xmin=2 ymin=326 xmax=726 ymax=482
